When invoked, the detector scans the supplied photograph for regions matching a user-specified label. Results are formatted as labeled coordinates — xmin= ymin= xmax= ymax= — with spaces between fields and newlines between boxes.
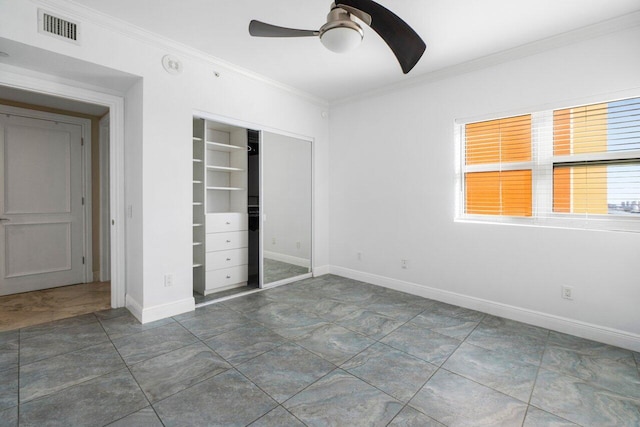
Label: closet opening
xmin=192 ymin=116 xmax=313 ymax=307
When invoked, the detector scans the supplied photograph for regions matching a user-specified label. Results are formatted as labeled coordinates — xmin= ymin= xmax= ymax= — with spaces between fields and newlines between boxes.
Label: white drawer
xmin=206 ymin=231 xmax=248 ymax=252
xmin=206 ymin=265 xmax=248 ymax=290
xmin=206 ymin=213 xmax=247 ymax=233
xmin=206 ymin=248 xmax=248 ymax=271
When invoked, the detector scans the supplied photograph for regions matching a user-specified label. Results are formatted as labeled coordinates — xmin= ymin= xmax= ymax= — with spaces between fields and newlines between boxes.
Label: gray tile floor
xmin=1 ymin=274 xmax=639 ymax=426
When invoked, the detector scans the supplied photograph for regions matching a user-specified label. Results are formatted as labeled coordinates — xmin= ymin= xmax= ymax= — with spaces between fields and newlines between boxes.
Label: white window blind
xmin=457 ymin=96 xmax=640 ymax=232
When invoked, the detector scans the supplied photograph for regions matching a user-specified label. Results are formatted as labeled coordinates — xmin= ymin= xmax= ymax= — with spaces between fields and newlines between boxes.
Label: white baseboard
xmin=313 ymin=265 xmax=331 ymax=277
xmin=330 ymin=265 xmax=640 ymax=352
xmin=125 ymin=294 xmax=144 ymax=322
xmin=126 ymin=294 xmax=195 ymax=324
xmin=264 ymin=251 xmax=310 ymax=268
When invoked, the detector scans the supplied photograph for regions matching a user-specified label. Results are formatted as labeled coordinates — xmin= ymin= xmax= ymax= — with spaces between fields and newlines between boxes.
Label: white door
xmin=0 ymin=114 xmax=85 ymax=295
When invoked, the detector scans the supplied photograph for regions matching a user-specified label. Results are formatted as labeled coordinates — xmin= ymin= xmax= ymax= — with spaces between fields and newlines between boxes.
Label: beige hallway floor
xmin=0 ymin=282 xmax=111 ymax=332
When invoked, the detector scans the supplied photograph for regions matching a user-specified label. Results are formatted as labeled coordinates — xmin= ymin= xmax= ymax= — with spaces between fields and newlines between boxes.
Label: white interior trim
xmin=332 ymin=11 xmax=640 ymax=106
xmin=264 ymin=251 xmax=310 ymax=268
xmin=312 ymin=265 xmax=331 ymax=277
xmin=136 ymin=297 xmax=195 ymax=324
xmin=259 ymin=130 xmax=265 ymax=288
xmin=99 ymin=114 xmax=110 ymax=282
xmin=36 ymin=0 xmax=328 ymax=107
xmin=330 ymin=265 xmax=640 ymax=352
xmin=0 ymin=64 xmax=127 ymax=307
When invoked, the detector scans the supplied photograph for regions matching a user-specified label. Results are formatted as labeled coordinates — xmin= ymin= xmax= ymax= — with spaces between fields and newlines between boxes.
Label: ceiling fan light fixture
xmin=248 ymin=0 xmax=426 ymax=73
xmin=320 ymin=24 xmax=363 ymax=53
xmin=319 ymin=7 xmax=363 ymax=53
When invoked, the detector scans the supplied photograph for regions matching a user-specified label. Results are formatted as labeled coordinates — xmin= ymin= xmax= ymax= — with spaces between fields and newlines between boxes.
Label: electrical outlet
xmin=561 ymin=285 xmax=573 ymax=300
xmin=401 ymin=259 xmax=409 ymax=269
xmin=357 ymin=252 xmax=362 ymax=261
xmin=164 ymin=274 xmax=174 ymax=287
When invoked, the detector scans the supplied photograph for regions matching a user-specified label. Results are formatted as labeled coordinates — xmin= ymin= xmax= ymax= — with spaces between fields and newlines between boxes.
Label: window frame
xmin=455 ymin=93 xmax=640 ymax=233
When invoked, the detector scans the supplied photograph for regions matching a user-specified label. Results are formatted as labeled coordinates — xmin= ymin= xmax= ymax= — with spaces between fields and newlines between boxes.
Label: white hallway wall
xmin=0 ymin=0 xmax=330 ymax=321
xmin=329 ymin=24 xmax=640 ymax=350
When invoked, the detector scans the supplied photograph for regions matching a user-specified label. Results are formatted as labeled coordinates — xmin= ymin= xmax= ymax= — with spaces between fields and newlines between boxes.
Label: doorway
xmin=0 ymin=89 xmax=114 ymax=328
xmin=0 ymin=111 xmax=87 ymax=294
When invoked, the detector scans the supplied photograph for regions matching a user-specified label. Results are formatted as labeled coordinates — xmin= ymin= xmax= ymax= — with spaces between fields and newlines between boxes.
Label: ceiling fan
xmin=248 ymin=0 xmax=426 ymax=74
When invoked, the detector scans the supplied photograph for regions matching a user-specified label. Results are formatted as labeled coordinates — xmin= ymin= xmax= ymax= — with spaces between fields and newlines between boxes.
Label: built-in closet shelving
xmin=192 ymin=120 xmax=206 ymax=289
xmin=192 ymin=117 xmax=248 ymax=296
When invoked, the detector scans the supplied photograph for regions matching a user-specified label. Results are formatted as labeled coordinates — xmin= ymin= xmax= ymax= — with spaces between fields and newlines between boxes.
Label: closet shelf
xmin=206 ymin=186 xmax=244 ymax=191
xmin=206 ymin=141 xmax=244 ymax=152
xmin=193 ymin=202 xmax=203 ymax=206
xmin=193 ymin=158 xmax=203 ymax=163
xmin=206 ymin=165 xmax=244 ymax=172
xmin=192 ymin=180 xmax=203 ymax=184
xmin=193 ymin=223 xmax=204 ymax=227
xmin=192 ymin=263 xmax=203 ymax=268
xmin=193 ymin=137 xmax=203 ymax=142
xmin=193 ymin=242 xmax=203 ymax=246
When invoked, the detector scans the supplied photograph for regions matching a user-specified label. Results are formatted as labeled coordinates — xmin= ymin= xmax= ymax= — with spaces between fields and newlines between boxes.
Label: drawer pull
xmin=226 ymin=275 xmax=231 ymax=279
xmin=226 ymin=258 xmax=231 ymax=261
xmin=226 ymin=221 xmax=231 ymax=225
xmin=226 ymin=240 xmax=231 ymax=243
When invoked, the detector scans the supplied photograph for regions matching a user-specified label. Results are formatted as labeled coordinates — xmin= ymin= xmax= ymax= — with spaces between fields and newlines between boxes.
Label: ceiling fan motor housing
xmin=319 ymin=5 xmax=364 ymax=53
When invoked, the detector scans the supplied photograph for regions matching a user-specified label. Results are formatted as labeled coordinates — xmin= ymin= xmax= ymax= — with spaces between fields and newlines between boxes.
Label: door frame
xmin=0 ymin=67 xmax=126 ymax=307
xmin=99 ymin=114 xmax=110 ymax=282
xmin=0 ymin=104 xmax=92 ymax=286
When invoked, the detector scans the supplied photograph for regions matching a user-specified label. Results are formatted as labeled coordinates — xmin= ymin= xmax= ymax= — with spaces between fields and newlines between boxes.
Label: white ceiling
xmin=65 ymin=0 xmax=640 ymax=101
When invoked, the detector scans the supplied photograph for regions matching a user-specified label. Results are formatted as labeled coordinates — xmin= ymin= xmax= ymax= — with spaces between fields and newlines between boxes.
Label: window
xmin=457 ymin=96 xmax=640 ymax=231
xmin=464 ymin=115 xmax=532 ymax=217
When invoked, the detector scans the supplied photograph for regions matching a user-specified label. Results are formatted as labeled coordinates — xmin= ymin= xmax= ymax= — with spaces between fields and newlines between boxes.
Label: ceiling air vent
xmin=38 ymin=9 xmax=80 ymax=44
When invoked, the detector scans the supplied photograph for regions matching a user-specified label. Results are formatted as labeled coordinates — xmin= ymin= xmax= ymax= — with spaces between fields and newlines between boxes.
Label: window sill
xmin=455 ymin=214 xmax=640 ymax=233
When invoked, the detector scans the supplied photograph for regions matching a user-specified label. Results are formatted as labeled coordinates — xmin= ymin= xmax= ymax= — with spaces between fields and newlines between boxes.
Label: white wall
xmin=262 ymin=132 xmax=312 ymax=266
xmin=0 ymin=0 xmax=330 ymax=321
xmin=124 ymin=79 xmax=143 ymax=306
xmin=329 ymin=25 xmax=640 ymax=350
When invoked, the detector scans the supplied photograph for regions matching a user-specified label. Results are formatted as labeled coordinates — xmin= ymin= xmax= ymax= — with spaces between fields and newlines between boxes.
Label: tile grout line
xmin=139 ymin=312 xmax=285 ymax=415
xmin=271 ymin=300 xmax=476 ymax=425
xmin=132 ymin=318 xmax=239 ymax=410
xmin=167 ymin=295 xmax=578 ymax=427
xmin=230 ymin=366 xmax=286 ymax=419
xmin=95 ymin=313 xmax=163 ymax=426
xmin=523 ymin=333 xmax=588 ymax=427
xmin=394 ymin=314 xmax=486 ymax=425
xmin=18 ymin=314 xmax=110 ymax=407
xmin=12 ymin=276 xmax=636 ymax=426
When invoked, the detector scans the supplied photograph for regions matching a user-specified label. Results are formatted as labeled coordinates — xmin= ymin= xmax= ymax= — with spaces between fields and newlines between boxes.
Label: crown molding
xmin=33 ymin=0 xmax=329 ymax=107
xmin=331 ymin=10 xmax=640 ymax=107
xmin=29 ymin=0 xmax=640 ymax=109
